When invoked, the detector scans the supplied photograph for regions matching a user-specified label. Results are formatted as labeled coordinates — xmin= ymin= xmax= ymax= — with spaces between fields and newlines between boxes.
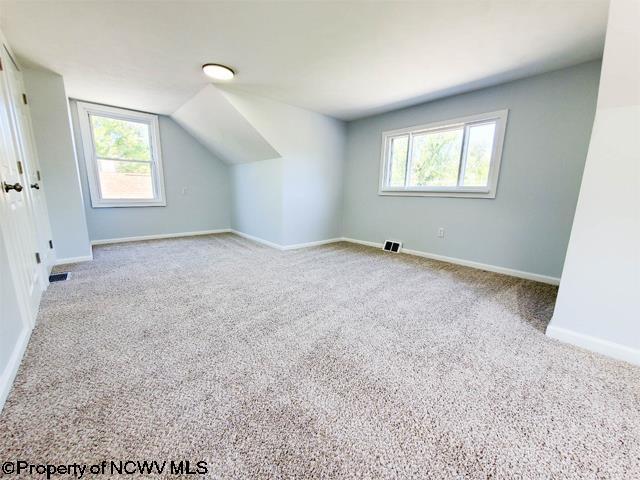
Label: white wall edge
xmin=546 ymin=324 xmax=640 ymax=366
xmin=342 ymin=237 xmax=560 ymax=285
xmin=90 ymin=229 xmax=232 ymax=246
xmin=54 ymin=254 xmax=94 ymax=266
xmin=0 ymin=327 xmax=31 ymax=413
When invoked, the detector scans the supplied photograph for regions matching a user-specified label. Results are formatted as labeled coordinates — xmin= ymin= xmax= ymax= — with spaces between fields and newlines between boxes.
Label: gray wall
xmin=23 ymin=68 xmax=91 ymax=261
xmin=69 ymin=100 xmax=231 ymax=241
xmin=280 ymin=115 xmax=345 ymax=245
xmin=342 ymin=61 xmax=601 ymax=278
xmin=224 ymin=90 xmax=345 ymax=246
xmin=231 ymin=158 xmax=284 ymax=245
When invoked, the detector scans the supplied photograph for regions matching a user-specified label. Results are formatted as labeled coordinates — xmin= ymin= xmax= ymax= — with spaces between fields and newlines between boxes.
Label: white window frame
xmin=76 ymin=101 xmax=166 ymax=208
xmin=378 ymin=109 xmax=508 ymax=199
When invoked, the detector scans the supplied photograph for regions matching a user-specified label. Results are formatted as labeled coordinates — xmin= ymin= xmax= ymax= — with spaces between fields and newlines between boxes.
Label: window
xmin=76 ymin=102 xmax=166 ymax=207
xmin=379 ymin=110 xmax=508 ymax=198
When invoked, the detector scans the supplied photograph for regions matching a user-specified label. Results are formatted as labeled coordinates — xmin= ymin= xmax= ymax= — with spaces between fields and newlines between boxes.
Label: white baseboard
xmin=0 ymin=327 xmax=31 ymax=413
xmin=54 ymin=253 xmax=94 ymax=266
xmin=91 ymin=229 xmax=232 ymax=246
xmin=281 ymin=238 xmax=343 ymax=250
xmin=230 ymin=230 xmax=284 ymax=249
xmin=401 ymin=247 xmax=559 ymax=285
xmin=230 ymin=230 xmax=342 ymax=251
xmin=341 ymin=237 xmax=385 ymax=249
xmin=546 ymin=324 xmax=640 ymax=366
xmin=342 ymin=237 xmax=559 ymax=285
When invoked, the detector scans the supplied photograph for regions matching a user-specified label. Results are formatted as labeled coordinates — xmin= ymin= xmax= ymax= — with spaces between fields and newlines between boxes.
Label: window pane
xmin=409 ymin=128 xmax=463 ymax=187
xmin=388 ymin=135 xmax=409 ymax=187
xmin=91 ymin=115 xmax=151 ymax=161
xmin=97 ymin=159 xmax=154 ymax=199
xmin=462 ymin=122 xmax=496 ymax=187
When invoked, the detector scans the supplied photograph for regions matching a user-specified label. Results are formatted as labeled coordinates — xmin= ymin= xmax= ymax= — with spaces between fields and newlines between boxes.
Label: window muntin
xmin=380 ymin=110 xmax=508 ymax=198
xmin=77 ymin=102 xmax=165 ymax=208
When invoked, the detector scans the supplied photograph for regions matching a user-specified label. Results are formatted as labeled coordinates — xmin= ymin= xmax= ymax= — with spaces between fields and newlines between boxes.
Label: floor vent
xmin=49 ymin=272 xmax=70 ymax=282
xmin=383 ymin=240 xmax=402 ymax=253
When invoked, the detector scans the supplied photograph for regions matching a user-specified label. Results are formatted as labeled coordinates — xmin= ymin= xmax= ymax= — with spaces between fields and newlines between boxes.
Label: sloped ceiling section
xmin=171 ymin=85 xmax=280 ymax=164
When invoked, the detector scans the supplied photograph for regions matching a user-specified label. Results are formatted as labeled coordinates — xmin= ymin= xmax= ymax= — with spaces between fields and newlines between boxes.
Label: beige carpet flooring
xmin=1 ymin=233 xmax=638 ymax=479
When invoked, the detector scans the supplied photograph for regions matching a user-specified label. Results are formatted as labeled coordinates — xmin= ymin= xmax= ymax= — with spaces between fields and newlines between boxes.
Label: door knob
xmin=3 ymin=182 xmax=23 ymax=193
xmin=30 ymin=183 xmax=40 ymax=190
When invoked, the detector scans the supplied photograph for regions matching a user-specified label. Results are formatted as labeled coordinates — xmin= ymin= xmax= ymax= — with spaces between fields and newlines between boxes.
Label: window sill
xmin=90 ymin=200 xmax=167 ymax=208
xmin=378 ymin=189 xmax=495 ymax=199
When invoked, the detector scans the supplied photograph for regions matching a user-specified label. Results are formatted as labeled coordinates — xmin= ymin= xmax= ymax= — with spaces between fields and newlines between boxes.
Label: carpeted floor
xmin=1 ymin=233 xmax=638 ymax=479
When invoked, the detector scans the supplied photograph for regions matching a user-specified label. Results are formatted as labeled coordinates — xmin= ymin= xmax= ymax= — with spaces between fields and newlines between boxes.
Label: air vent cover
xmin=49 ymin=272 xmax=69 ymax=282
xmin=383 ymin=240 xmax=402 ymax=253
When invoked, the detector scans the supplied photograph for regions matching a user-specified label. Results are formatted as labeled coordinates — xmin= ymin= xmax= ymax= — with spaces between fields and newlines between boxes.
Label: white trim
xmin=340 ymin=237 xmax=382 ymax=249
xmin=75 ymin=101 xmax=166 ymax=208
xmin=229 ymin=230 xmax=284 ymax=250
xmin=0 ymin=327 xmax=30 ymax=413
xmin=341 ymin=237 xmax=559 ymax=285
xmin=401 ymin=247 xmax=559 ymax=284
xmin=546 ymin=324 xmax=640 ymax=366
xmin=54 ymin=254 xmax=93 ymax=266
xmin=378 ymin=109 xmax=508 ymax=199
xmin=229 ymin=230 xmax=342 ymax=250
xmin=281 ymin=238 xmax=343 ymax=250
xmin=90 ymin=229 xmax=231 ymax=246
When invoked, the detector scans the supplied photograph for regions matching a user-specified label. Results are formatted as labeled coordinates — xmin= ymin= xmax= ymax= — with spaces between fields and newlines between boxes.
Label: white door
xmin=2 ymin=48 xmax=55 ymax=278
xmin=0 ymin=48 xmax=43 ymax=325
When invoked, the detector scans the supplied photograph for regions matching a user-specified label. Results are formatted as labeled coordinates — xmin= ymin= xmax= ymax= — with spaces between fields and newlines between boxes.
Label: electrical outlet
xmin=438 ymin=227 xmax=445 ymax=238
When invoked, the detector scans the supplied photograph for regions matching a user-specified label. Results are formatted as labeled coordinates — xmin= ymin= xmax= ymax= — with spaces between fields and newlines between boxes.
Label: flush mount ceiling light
xmin=202 ymin=63 xmax=235 ymax=81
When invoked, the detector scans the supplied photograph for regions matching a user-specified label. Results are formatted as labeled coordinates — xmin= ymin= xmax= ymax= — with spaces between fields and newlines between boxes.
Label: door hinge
xmin=35 ymin=252 xmax=41 ymax=264
xmin=17 ymin=161 xmax=23 ymax=175
xmin=22 ymin=93 xmax=28 ymax=105
xmin=0 ymin=58 xmax=3 ymax=71
xmin=37 ymin=170 xmax=41 ymax=181
xmin=49 ymin=240 xmax=54 ymax=249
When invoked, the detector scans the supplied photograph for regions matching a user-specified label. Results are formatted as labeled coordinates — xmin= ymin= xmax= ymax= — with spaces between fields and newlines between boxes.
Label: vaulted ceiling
xmin=0 ymin=1 xmax=608 ymax=121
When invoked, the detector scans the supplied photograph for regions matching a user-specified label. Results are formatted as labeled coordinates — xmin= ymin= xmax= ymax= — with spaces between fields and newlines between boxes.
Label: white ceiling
xmin=0 ymin=1 xmax=608 ymax=120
